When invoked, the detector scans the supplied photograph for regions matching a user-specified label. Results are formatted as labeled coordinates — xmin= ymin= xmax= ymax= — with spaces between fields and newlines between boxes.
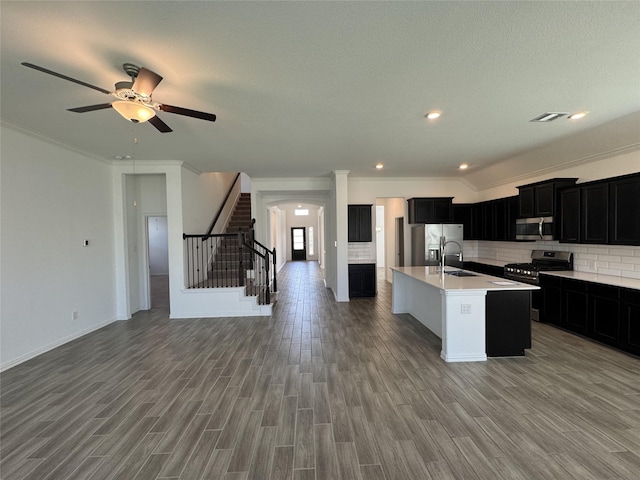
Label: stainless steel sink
xmin=445 ymin=270 xmax=477 ymax=277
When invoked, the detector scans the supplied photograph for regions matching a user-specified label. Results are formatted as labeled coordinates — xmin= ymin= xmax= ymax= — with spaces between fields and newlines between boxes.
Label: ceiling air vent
xmin=530 ymin=112 xmax=569 ymax=122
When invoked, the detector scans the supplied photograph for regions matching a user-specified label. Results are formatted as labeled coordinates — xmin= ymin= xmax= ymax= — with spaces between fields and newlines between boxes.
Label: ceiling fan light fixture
xmin=112 ymin=100 xmax=156 ymax=123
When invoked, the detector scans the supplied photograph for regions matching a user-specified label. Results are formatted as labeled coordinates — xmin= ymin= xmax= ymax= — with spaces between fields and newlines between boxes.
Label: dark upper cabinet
xmin=609 ymin=174 xmax=640 ymax=245
xmin=518 ymin=178 xmax=577 ymax=218
xmin=348 ymin=204 xmax=372 ymax=242
xmin=407 ymin=198 xmax=453 ymax=224
xmin=493 ymin=196 xmax=519 ymax=241
xmin=582 ymin=183 xmax=609 ymax=244
xmin=452 ymin=204 xmax=473 ymax=239
xmin=559 ymin=188 xmax=580 ymax=243
xmin=559 ymin=173 xmax=640 ymax=246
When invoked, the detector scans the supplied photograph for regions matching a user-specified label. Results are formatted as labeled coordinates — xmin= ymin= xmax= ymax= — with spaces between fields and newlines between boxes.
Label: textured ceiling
xmin=1 ymin=1 xmax=639 ymax=182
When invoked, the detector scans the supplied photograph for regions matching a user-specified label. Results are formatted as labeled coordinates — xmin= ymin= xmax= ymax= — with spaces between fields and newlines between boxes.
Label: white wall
xmin=181 ymin=170 xmax=238 ymax=234
xmin=1 ymin=125 xmax=117 ymax=370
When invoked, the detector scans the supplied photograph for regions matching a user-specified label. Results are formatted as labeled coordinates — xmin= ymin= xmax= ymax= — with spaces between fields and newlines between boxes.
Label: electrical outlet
xmin=461 ymin=304 xmax=472 ymax=314
xmin=72 ymin=311 xmax=78 ymax=321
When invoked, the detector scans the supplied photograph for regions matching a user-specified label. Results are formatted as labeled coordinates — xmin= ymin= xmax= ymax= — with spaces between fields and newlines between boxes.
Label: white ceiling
xmin=1 ymin=1 xmax=639 ymax=182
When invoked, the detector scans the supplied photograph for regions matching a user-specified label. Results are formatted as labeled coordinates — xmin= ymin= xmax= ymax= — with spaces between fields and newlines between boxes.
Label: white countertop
xmin=541 ymin=270 xmax=640 ymax=290
xmin=391 ymin=266 xmax=538 ymax=292
xmin=463 ymin=257 xmax=510 ymax=268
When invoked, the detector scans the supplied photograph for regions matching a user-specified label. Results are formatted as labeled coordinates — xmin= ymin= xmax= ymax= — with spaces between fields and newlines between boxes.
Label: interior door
xmin=291 ymin=227 xmax=306 ymax=261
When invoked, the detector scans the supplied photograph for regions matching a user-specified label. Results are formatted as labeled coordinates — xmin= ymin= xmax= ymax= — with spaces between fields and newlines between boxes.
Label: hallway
xmin=1 ymin=261 xmax=640 ymax=479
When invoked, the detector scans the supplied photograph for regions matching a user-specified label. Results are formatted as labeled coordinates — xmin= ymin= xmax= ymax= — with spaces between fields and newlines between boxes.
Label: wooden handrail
xmin=203 ymin=172 xmax=241 ymax=239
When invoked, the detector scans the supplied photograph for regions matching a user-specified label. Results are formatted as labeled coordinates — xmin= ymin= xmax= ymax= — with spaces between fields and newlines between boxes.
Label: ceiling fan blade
xmin=158 ymin=104 xmax=217 ymax=122
xmin=148 ymin=115 xmax=173 ymax=133
xmin=67 ymin=103 xmax=113 ymax=113
xmin=21 ymin=62 xmax=111 ymax=95
xmin=132 ymin=67 xmax=163 ymax=97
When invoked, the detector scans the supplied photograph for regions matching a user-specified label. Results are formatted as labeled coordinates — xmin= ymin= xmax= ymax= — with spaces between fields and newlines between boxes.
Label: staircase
xmin=207 ymin=193 xmax=253 ymax=287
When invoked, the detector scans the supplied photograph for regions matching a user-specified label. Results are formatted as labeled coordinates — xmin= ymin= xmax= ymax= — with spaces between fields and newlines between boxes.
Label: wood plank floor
xmin=2 ymin=261 xmax=640 ymax=480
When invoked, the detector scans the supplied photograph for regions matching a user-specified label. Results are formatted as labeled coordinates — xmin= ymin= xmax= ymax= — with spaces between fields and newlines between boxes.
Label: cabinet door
xmin=348 ymin=205 xmax=372 ymax=242
xmin=433 ymin=199 xmax=453 ymax=223
xmin=559 ymin=188 xmax=580 ymax=243
xmin=348 ymin=264 xmax=363 ymax=297
xmin=481 ymin=201 xmax=495 ymax=240
xmin=581 ymin=183 xmax=608 ymax=244
xmin=609 ymin=175 xmax=640 ymax=245
xmin=506 ymin=196 xmax=519 ymax=241
xmin=535 ymin=183 xmax=555 ymax=216
xmin=541 ymin=276 xmax=563 ymax=326
xmin=519 ymin=186 xmax=535 ymax=217
xmin=620 ymin=288 xmax=640 ymax=356
xmin=452 ymin=204 xmax=473 ymax=240
xmin=493 ymin=199 xmax=507 ymax=241
xmin=408 ymin=198 xmax=432 ymax=224
xmin=361 ymin=264 xmax=377 ymax=297
xmin=588 ymin=284 xmax=620 ymax=347
xmin=563 ymin=280 xmax=588 ymax=335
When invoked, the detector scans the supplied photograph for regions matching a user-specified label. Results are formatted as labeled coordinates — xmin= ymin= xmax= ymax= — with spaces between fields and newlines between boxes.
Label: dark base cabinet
xmin=540 ymin=274 xmax=639 ymax=357
xmin=486 ymin=291 xmax=531 ymax=356
xmin=348 ymin=264 xmax=376 ymax=298
xmin=620 ymin=288 xmax=640 ymax=356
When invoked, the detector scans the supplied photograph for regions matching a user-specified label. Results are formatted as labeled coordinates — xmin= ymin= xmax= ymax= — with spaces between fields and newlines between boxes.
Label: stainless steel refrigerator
xmin=411 ymin=224 xmax=464 ymax=267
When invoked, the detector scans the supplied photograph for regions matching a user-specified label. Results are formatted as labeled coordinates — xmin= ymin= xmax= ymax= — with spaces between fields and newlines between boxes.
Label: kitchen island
xmin=391 ymin=266 xmax=539 ymax=362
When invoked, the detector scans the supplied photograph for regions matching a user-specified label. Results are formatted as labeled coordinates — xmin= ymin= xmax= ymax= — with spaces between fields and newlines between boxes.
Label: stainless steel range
xmin=504 ymin=250 xmax=573 ymax=285
xmin=504 ymin=250 xmax=573 ymax=322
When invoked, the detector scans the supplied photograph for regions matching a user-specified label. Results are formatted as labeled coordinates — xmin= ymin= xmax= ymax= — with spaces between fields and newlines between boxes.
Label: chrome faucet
xmin=440 ymin=238 xmax=463 ymax=271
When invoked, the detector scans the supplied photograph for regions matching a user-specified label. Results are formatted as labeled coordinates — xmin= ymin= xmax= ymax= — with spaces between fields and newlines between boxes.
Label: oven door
xmin=516 ymin=216 xmax=554 ymax=241
xmin=504 ymin=272 xmax=540 ymax=321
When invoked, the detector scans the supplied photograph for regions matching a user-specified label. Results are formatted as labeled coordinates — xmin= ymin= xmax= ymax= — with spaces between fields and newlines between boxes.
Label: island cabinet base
xmin=485 ymin=291 xmax=531 ymax=357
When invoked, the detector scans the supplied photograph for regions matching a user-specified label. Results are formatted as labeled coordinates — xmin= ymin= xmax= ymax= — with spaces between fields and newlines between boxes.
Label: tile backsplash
xmin=464 ymin=240 xmax=640 ymax=280
xmin=348 ymin=242 xmax=375 ymax=262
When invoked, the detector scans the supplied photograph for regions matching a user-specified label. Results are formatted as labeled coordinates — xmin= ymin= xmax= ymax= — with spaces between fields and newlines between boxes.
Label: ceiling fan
xmin=21 ymin=62 xmax=216 ymax=133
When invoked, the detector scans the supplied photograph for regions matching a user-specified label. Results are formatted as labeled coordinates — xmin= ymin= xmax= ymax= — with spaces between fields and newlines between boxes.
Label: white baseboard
xmin=0 ymin=317 xmax=118 ymax=372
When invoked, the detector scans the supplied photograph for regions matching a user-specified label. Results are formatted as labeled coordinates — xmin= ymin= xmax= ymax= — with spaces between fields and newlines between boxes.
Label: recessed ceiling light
xmin=297 ymin=204 xmax=302 ymax=208
xmin=375 ymin=163 xmax=384 ymax=169
xmin=114 ymin=155 xmax=132 ymax=160
xmin=568 ymin=112 xmax=588 ymax=120
xmin=530 ymin=112 xmax=568 ymax=122
xmin=425 ymin=111 xmax=441 ymax=120
xmin=459 ymin=163 xmax=469 ymax=170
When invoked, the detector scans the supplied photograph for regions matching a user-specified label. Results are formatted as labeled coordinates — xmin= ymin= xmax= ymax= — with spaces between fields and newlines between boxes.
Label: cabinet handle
xmin=539 ymin=217 xmax=544 ymax=239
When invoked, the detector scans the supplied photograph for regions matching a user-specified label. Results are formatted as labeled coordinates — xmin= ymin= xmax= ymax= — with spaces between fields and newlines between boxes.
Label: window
xmin=295 ymin=209 xmax=309 ymax=216
xmin=308 ymin=227 xmax=314 ymax=255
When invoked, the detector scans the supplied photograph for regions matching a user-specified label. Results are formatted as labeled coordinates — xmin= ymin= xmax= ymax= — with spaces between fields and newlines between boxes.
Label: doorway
xmin=291 ymin=227 xmax=307 ymax=261
xmin=147 ymin=216 xmax=169 ymax=309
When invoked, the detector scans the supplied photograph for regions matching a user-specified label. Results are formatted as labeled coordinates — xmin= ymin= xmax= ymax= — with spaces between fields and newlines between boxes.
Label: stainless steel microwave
xmin=515 ymin=216 xmax=555 ymax=241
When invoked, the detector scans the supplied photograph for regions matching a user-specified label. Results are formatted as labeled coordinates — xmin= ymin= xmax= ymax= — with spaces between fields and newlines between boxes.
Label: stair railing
xmin=183 ymin=230 xmax=275 ymax=305
xmin=247 ymin=218 xmax=277 ymax=293
xmin=183 ymin=232 xmax=246 ymax=289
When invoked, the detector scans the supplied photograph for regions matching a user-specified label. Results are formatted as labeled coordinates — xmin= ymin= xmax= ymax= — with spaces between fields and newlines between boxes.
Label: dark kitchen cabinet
xmin=563 ymin=279 xmax=588 ymax=335
xmin=539 ymin=273 xmax=640 ymax=357
xmin=518 ymin=178 xmax=577 ymax=218
xmin=452 ymin=204 xmax=473 ymax=239
xmin=588 ymin=283 xmax=620 ymax=348
xmin=463 ymin=261 xmax=504 ymax=278
xmin=620 ymin=288 xmax=640 ymax=356
xmin=540 ymin=275 xmax=563 ymax=326
xmin=348 ymin=263 xmax=376 ymax=297
xmin=493 ymin=196 xmax=519 ymax=241
xmin=407 ymin=198 xmax=453 ymax=224
xmin=486 ymin=290 xmax=531 ymax=356
xmin=348 ymin=204 xmax=372 ymax=242
xmin=559 ymin=187 xmax=580 ymax=243
xmin=609 ymin=174 xmax=640 ymax=245
xmin=559 ymin=173 xmax=640 ymax=246
xmin=581 ymin=183 xmax=609 ymax=244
